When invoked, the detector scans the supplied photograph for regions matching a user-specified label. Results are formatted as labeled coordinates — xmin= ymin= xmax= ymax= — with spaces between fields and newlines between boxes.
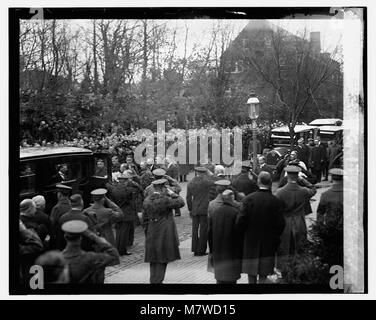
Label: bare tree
xmin=236 ymin=27 xmax=341 ymax=146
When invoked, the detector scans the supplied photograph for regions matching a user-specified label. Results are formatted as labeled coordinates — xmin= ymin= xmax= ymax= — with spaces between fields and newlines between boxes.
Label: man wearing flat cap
xmin=274 ymin=165 xmax=317 ymax=273
xmin=82 ymin=189 xmax=122 ymax=247
xmin=143 ymin=179 xmax=185 ymax=283
xmin=186 ymin=166 xmax=215 ymax=256
xmin=61 ymin=220 xmax=120 ymax=283
xmin=50 ymin=184 xmax=72 ymax=249
xmin=317 ymin=168 xmax=343 ymax=225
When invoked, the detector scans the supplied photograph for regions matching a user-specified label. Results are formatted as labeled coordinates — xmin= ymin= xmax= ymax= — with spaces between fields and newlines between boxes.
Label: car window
xmin=20 ymin=162 xmax=36 ymax=195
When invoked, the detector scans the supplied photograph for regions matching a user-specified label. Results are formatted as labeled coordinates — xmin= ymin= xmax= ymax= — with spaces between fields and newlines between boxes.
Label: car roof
xmin=318 ymin=125 xmax=343 ymax=133
xmin=20 ymin=146 xmax=93 ymax=160
xmin=271 ymin=125 xmax=316 ymax=133
xmin=309 ymin=118 xmax=342 ymax=126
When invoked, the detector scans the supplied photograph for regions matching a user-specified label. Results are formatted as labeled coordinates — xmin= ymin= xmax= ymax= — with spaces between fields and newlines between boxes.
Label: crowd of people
xmin=19 ymin=137 xmax=343 ymax=284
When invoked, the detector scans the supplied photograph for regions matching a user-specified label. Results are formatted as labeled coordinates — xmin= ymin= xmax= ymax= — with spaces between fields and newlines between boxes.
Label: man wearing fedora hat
xmin=274 ymin=165 xmax=317 ymax=272
xmin=143 ymin=178 xmax=185 ymax=283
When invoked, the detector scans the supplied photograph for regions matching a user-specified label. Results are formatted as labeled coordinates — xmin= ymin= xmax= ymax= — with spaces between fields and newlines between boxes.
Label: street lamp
xmin=247 ymin=91 xmax=260 ymax=171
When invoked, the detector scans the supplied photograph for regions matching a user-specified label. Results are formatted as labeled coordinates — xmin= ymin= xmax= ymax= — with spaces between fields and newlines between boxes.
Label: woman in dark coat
xmin=143 ymin=179 xmax=185 ymax=284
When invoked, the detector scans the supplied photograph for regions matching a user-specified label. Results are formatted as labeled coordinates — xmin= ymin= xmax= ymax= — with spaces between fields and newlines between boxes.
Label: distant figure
xmin=294 ymin=138 xmax=310 ymax=168
xmin=94 ymin=159 xmax=108 ymax=178
xmin=310 ymin=138 xmax=327 ymax=182
xmin=53 ymin=163 xmax=69 ymax=183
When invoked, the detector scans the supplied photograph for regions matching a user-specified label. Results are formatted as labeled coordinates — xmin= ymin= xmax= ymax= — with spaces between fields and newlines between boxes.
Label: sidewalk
xmin=105 ymin=237 xmax=250 ymax=284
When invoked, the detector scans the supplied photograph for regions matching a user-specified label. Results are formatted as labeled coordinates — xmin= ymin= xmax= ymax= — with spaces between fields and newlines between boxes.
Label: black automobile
xmin=20 ymin=146 xmax=112 ymax=212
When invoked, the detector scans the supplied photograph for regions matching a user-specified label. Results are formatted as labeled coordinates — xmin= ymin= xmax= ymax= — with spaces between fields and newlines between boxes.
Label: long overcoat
xmin=208 ymin=198 xmax=243 ymax=282
xmin=274 ymin=182 xmax=316 ymax=268
xmin=143 ymin=192 xmax=185 ymax=263
xmin=239 ymin=189 xmax=285 ymax=276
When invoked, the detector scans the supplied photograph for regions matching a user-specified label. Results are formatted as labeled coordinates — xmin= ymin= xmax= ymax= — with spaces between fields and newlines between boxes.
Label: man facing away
xmin=186 ymin=167 xmax=215 ymax=256
xmin=274 ymin=166 xmax=317 ymax=273
xmin=208 ymin=181 xmax=243 ymax=284
xmin=61 ymin=220 xmax=120 ymax=284
xmin=238 ymin=172 xmax=285 ymax=284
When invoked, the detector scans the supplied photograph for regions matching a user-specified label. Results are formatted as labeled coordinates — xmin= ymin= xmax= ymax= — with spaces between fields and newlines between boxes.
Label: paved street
xmin=105 ymin=174 xmax=330 ymax=284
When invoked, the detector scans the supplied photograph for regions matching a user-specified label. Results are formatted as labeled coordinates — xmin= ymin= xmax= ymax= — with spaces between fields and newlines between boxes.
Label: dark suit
xmin=186 ymin=175 xmax=214 ymax=255
xmin=238 ymin=189 xmax=285 ymax=277
xmin=294 ymin=144 xmax=310 ymax=167
xmin=310 ymin=144 xmax=327 ymax=181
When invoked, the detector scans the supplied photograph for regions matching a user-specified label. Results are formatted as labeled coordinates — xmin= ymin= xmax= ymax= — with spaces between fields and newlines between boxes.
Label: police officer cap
xmin=91 ymin=188 xmax=107 ymax=196
xmin=152 ymin=168 xmax=166 ymax=176
xmin=329 ymin=168 xmax=343 ymax=176
xmin=194 ymin=166 xmax=207 ymax=172
xmin=56 ymin=184 xmax=72 ymax=191
xmin=61 ymin=220 xmax=88 ymax=234
xmin=285 ymin=165 xmax=301 ymax=173
xmin=152 ymin=178 xmax=167 ymax=185
xmin=214 ymin=179 xmax=231 ymax=186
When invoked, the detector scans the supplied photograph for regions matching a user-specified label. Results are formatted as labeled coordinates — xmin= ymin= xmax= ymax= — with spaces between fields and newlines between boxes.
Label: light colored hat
xmin=32 ymin=195 xmax=46 ymax=209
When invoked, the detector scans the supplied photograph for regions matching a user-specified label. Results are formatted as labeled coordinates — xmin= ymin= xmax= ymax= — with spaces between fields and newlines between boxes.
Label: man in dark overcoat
xmin=310 ymin=137 xmax=327 ymax=182
xmin=106 ymin=173 xmax=143 ymax=255
xmin=238 ymin=172 xmax=285 ymax=283
xmin=50 ymin=184 xmax=72 ymax=249
xmin=143 ymin=179 xmax=185 ymax=283
xmin=294 ymin=137 xmax=310 ymax=168
xmin=274 ymin=166 xmax=317 ymax=272
xmin=208 ymin=182 xmax=243 ymax=284
xmin=186 ymin=167 xmax=215 ymax=256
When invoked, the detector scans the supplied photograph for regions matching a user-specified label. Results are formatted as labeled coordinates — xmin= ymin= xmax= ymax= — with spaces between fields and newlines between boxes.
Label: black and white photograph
xmin=7 ymin=4 xmax=368 ymax=297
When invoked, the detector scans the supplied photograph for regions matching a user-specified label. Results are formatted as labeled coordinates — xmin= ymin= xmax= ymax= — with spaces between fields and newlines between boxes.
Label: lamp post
xmin=247 ymin=91 xmax=260 ymax=171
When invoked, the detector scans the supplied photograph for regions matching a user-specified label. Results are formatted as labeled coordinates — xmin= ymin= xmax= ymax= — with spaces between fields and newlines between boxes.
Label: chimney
xmin=310 ymin=31 xmax=321 ymax=53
